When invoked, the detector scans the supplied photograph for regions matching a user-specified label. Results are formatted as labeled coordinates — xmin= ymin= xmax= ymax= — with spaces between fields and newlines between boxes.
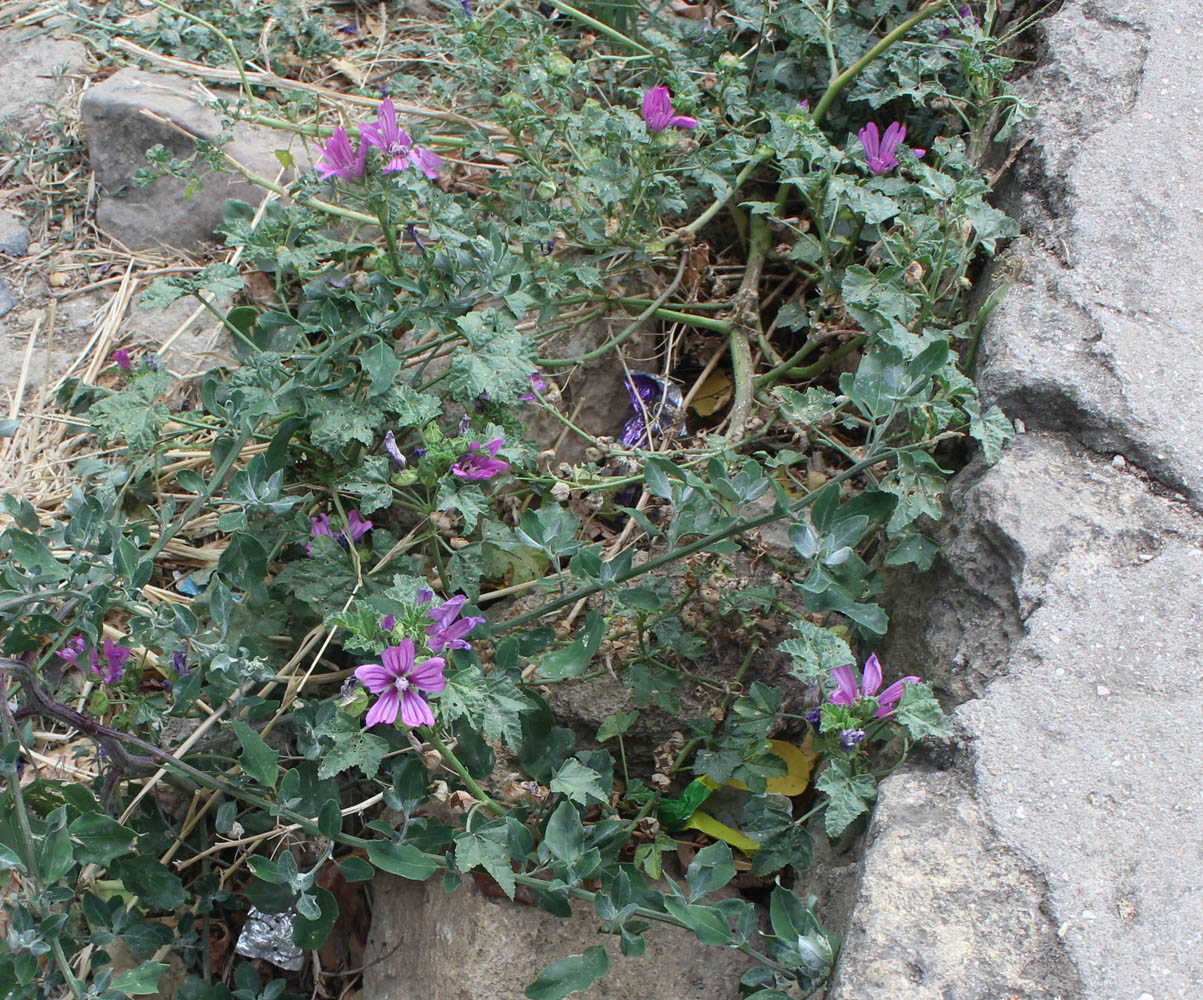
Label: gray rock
xmin=828 ymin=766 xmax=1082 ymax=1000
xmin=981 ymin=1 xmax=1203 ymax=504
xmin=0 ymin=277 xmax=15 ymax=318
xmin=0 ymin=29 xmax=86 ymax=129
xmin=860 ymin=431 xmax=1203 ymax=999
xmin=364 ymin=875 xmax=753 ymax=1000
xmin=0 ymin=210 xmax=30 ymax=257
xmin=80 ymin=69 xmax=315 ymax=250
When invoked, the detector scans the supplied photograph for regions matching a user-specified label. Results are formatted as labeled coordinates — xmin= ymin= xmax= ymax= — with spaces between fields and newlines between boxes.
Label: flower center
xmin=388 ymin=138 xmax=411 ymax=157
xmin=394 ymin=675 xmax=411 ymax=694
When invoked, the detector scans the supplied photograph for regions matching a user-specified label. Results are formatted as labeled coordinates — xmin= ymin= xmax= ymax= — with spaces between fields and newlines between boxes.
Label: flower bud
xmin=536 ymin=180 xmax=557 ymax=199
xmin=717 ymin=52 xmax=742 ymax=71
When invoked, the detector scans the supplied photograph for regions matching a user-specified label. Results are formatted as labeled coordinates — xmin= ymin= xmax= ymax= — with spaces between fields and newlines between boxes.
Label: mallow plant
xmin=0 ymin=1 xmax=1027 ymax=997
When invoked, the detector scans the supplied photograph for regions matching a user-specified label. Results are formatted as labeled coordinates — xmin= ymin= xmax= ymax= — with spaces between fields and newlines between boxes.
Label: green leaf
xmin=292 ymin=887 xmax=339 ymax=949
xmin=39 ymin=807 xmax=74 ymax=883
xmin=68 ymin=812 xmax=137 ymax=866
xmin=455 ymin=830 xmax=515 ymax=899
xmin=359 ymin=341 xmax=402 ymax=395
xmin=596 ymin=710 xmax=638 ymax=743
xmin=779 ymin=620 xmax=854 ymax=681
xmin=316 ymin=724 xmax=389 ymax=781
xmin=437 ymin=480 xmax=489 ymax=532
xmin=366 ymin=841 xmax=440 ymax=881
xmin=232 ymin=721 xmax=279 ymax=788
xmin=308 ymin=393 xmax=385 ymax=453
xmin=968 ymin=401 xmax=1015 ymax=464
xmin=88 ymin=371 xmax=173 ymax=451
xmin=893 ymin=682 xmax=952 ymax=740
xmin=663 ymin=897 xmax=732 ymax=945
xmin=0 ymin=843 xmax=27 ymax=873
xmin=537 ymin=612 xmax=603 ymax=681
xmin=524 ymin=946 xmax=610 ymax=1000
xmin=543 ymin=801 xmax=585 ymax=864
xmin=550 ymin=759 xmax=608 ymax=807
xmin=110 ymin=855 xmax=187 ymax=909
xmin=685 ymin=841 xmax=735 ymax=902
xmin=815 ymin=759 xmax=877 ymax=836
xmin=449 ymin=309 xmax=536 ymax=404
xmin=111 ymin=961 xmax=168 ymax=996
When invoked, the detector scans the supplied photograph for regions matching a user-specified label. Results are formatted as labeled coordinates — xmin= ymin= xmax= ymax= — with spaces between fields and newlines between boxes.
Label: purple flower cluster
xmin=423 ymin=594 xmax=485 ymax=653
xmin=316 ymin=98 xmax=443 ymax=182
xmin=940 ymin=5 xmax=978 ymax=38
xmin=642 ymin=86 xmax=697 ymax=134
xmin=451 ymin=438 xmax=509 ymax=481
xmin=308 ymin=510 xmax=373 ymax=554
xmin=60 ymin=634 xmax=133 ymax=685
xmin=858 ymin=121 xmax=924 ymax=175
xmin=829 ymin=654 xmax=919 ymax=718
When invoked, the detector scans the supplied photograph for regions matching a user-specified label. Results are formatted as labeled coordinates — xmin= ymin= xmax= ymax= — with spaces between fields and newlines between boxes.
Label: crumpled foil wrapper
xmin=234 ymin=906 xmax=304 ymax=971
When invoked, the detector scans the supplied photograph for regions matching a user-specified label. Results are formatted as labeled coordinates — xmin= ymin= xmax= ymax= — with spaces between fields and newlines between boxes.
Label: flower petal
xmin=666 ymin=114 xmax=698 ymax=130
xmin=862 ymin=654 xmax=882 ymax=697
xmin=365 ymin=689 xmax=400 ymax=727
xmin=830 ymin=665 xmax=859 ymax=705
xmin=382 ymin=639 xmax=415 ymax=676
xmin=858 ymin=122 xmax=880 ymax=159
xmin=355 ymin=663 xmax=392 ymax=692
xmin=399 ymin=689 xmax=435 ymax=728
xmin=875 ymin=676 xmax=922 ymax=717
xmin=408 ymin=657 xmax=447 ymax=692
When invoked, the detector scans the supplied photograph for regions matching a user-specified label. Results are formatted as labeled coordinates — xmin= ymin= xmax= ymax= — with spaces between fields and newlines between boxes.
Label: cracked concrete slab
xmin=837 ymin=2 xmax=1203 ymax=998
xmin=981 ymin=0 xmax=1203 ymax=503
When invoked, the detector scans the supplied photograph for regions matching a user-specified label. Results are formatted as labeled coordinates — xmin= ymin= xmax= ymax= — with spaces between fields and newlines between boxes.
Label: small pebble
xmin=1097 ymin=685 xmax=1111 ymax=697
xmin=1111 ymin=454 xmax=1126 ymax=468
xmin=0 ymin=277 xmax=14 ymax=318
xmin=48 ymin=271 xmax=69 ymax=287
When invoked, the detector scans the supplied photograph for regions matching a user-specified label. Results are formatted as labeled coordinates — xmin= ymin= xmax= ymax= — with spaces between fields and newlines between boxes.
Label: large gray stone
xmin=0 ymin=210 xmax=30 ymax=257
xmin=364 ymin=874 xmax=753 ymax=1000
xmin=858 ymin=431 xmax=1203 ymax=999
xmin=0 ymin=29 xmax=86 ymax=129
xmin=981 ymin=1 xmax=1203 ymax=504
xmin=80 ymin=69 xmax=314 ymax=250
xmin=828 ymin=765 xmax=1081 ymax=1000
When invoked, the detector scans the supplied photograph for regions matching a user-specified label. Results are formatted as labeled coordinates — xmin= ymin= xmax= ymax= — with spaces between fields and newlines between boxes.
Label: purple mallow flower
xmin=941 ymin=5 xmax=978 ymax=38
xmin=112 ymin=349 xmax=132 ymax=371
xmin=829 ymin=654 xmax=920 ymax=718
xmin=839 ymin=728 xmax=866 ymax=751
xmin=316 ymin=126 xmax=367 ymax=181
xmin=60 ymin=634 xmax=132 ymax=685
xmin=308 ymin=510 xmax=372 ymax=553
xmin=520 ymin=373 xmax=547 ymax=402
xmin=361 ymin=98 xmax=443 ymax=179
xmin=355 ymin=638 xmax=446 ymax=728
xmin=346 ymin=510 xmax=373 ymax=543
xmin=451 ymin=438 xmax=509 ymax=481
xmin=406 ymin=223 xmax=427 ymax=253
xmin=425 ymin=594 xmax=485 ymax=653
xmin=383 ymin=430 xmax=407 ymax=469
xmin=621 ymin=372 xmax=683 ymax=448
xmin=858 ymin=121 xmax=924 ymax=175
xmin=459 ymin=0 xmax=473 ymax=16
xmin=642 ymin=87 xmax=698 ymax=134
xmin=381 ymin=614 xmax=396 ymax=632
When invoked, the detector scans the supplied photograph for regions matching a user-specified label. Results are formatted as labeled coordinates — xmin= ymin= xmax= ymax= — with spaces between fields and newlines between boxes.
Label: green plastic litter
xmin=656 ymin=778 xmax=714 ymax=832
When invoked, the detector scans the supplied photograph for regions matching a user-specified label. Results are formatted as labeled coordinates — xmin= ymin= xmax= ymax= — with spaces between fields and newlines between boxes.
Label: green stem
xmin=498 ymin=441 xmax=922 ymax=632
xmin=422 ymin=728 xmax=506 ymax=815
xmin=145 ymin=0 xmax=258 ymax=113
xmin=538 ymin=255 xmax=687 ymax=367
xmin=538 ymin=0 xmax=653 ymax=54
xmin=811 ymin=2 xmax=948 ymax=124
xmin=667 ymin=156 xmax=766 ymax=247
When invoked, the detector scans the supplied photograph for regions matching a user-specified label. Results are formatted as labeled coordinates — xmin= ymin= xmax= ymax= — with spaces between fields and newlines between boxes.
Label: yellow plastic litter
xmin=722 ymin=738 xmax=816 ymax=796
xmin=682 ymin=811 xmax=762 ymax=855
xmin=682 ymin=738 xmax=817 ymax=854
